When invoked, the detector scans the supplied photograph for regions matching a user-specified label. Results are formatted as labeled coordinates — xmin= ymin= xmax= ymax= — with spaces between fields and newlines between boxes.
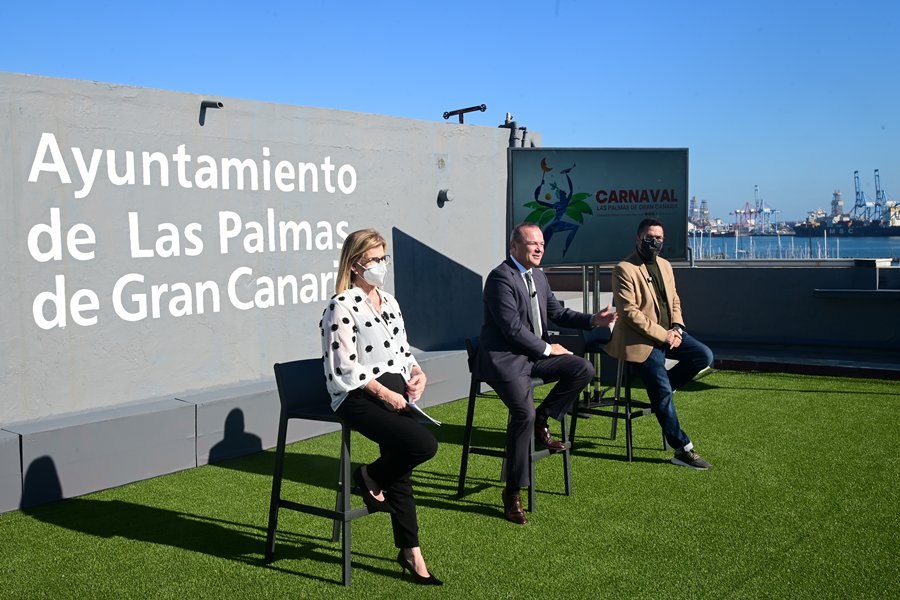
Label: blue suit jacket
xmin=473 ymin=258 xmax=593 ymax=382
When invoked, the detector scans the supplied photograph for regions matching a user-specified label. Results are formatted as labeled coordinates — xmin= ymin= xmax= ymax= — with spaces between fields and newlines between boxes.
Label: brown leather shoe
xmin=534 ymin=416 xmax=566 ymax=451
xmin=502 ymin=489 xmax=528 ymax=524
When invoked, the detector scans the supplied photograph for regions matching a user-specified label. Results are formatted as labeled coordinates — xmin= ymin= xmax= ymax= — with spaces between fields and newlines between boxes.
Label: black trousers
xmin=335 ymin=373 xmax=438 ymax=548
xmin=488 ymin=354 xmax=594 ymax=489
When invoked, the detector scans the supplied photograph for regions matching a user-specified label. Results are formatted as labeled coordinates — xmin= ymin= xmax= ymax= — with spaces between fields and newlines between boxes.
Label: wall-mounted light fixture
xmin=437 ymin=189 xmax=454 ymax=207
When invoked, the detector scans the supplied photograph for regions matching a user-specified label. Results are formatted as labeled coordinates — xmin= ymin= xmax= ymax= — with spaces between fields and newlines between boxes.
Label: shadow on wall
xmin=21 ymin=455 xmax=63 ymax=509
xmin=208 ymin=409 xmax=263 ymax=464
xmin=392 ymin=228 xmax=483 ymax=351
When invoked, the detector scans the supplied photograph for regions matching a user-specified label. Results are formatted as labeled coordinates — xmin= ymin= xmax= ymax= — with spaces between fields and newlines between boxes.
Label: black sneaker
xmin=671 ymin=449 xmax=712 ymax=470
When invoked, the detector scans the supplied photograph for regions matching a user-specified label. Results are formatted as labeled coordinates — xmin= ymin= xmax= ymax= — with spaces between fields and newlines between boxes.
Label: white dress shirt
xmin=509 ymin=255 xmax=551 ymax=357
xmin=320 ymin=286 xmax=420 ymax=411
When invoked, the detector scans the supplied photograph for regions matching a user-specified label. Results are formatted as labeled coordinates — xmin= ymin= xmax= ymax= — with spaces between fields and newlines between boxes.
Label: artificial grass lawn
xmin=1 ymin=370 xmax=898 ymax=599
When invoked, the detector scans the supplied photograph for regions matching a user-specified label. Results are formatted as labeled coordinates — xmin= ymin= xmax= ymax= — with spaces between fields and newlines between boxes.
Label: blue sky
xmin=3 ymin=0 xmax=897 ymax=221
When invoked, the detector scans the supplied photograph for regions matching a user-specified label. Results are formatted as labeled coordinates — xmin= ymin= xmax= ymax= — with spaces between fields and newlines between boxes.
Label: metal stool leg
xmin=624 ymin=363 xmax=634 ymax=462
xmin=265 ymin=408 xmax=289 ymax=564
xmin=561 ymin=416 xmax=572 ymax=496
xmin=457 ymin=380 xmax=479 ymax=497
xmin=610 ymin=359 xmax=625 ymax=441
xmin=332 ymin=445 xmax=344 ymax=543
xmin=340 ymin=427 xmax=352 ymax=586
xmin=527 ymin=435 xmax=536 ymax=512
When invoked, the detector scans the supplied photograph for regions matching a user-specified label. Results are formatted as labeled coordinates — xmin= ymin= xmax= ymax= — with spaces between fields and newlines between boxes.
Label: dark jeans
xmin=489 ymin=354 xmax=594 ymax=489
xmin=633 ymin=332 xmax=714 ymax=452
xmin=335 ymin=373 xmax=438 ymax=548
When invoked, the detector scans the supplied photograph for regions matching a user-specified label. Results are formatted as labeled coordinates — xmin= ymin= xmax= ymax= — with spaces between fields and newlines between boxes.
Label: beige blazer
xmin=606 ymin=251 xmax=683 ymax=363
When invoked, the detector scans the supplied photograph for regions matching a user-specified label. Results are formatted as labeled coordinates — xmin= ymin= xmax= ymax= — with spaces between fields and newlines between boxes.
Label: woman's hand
xmin=366 ymin=380 xmax=408 ymax=411
xmin=381 ymin=389 xmax=409 ymax=412
xmin=406 ymin=368 xmax=427 ymax=402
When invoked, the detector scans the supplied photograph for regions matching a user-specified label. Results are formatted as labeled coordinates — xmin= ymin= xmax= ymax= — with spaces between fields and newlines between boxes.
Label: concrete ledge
xmin=0 ymin=350 xmax=472 ymax=513
xmin=0 ymin=430 xmax=21 ymax=513
xmin=177 ymin=380 xmax=338 ymax=466
xmin=5 ymin=398 xmax=196 ymax=509
xmin=812 ymin=289 xmax=900 ymax=299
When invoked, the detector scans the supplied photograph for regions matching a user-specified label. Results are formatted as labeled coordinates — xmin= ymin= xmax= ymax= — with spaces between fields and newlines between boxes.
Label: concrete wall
xmin=674 ymin=260 xmax=900 ymax=358
xmin=1 ymin=71 xmax=511 ymax=425
xmin=0 ymin=72 xmax=517 ymax=510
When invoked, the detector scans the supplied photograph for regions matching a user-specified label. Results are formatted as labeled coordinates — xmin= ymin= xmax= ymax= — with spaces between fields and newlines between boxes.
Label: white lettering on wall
xmin=71 ymin=148 xmax=102 ymax=198
xmin=106 ymin=150 xmax=135 ymax=186
xmin=27 ymin=136 xmax=359 ymax=199
xmin=27 ymin=208 xmax=96 ymax=262
xmin=228 ymin=267 xmax=254 ymax=310
xmin=113 ymin=273 xmax=148 ymax=322
xmin=28 ymin=133 xmax=71 ymax=184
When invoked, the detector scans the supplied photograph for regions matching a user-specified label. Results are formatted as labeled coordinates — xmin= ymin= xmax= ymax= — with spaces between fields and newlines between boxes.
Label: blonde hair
xmin=335 ymin=229 xmax=387 ymax=294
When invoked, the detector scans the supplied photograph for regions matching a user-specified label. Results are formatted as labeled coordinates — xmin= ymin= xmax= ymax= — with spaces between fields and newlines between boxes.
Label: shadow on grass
xmin=571 ymin=442 xmax=671 ymax=464
xmin=23 ymin=498 xmax=263 ymax=563
xmin=22 ymin=496 xmax=409 ymax=586
xmin=211 ymin=451 xmax=337 ymax=490
xmin=208 ymin=440 xmax=513 ymax=521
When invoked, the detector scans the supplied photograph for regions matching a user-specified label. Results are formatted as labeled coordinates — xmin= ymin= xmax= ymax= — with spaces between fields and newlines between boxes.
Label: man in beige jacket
xmin=607 ymin=218 xmax=714 ymax=469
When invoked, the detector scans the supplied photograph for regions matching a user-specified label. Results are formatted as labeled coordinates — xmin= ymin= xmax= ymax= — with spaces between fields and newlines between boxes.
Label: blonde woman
xmin=320 ymin=229 xmax=441 ymax=585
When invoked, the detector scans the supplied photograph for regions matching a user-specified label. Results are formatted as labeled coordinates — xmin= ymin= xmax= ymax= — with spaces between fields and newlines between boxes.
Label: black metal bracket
xmin=199 ymin=100 xmax=223 ymax=126
xmin=443 ymin=104 xmax=486 ymax=124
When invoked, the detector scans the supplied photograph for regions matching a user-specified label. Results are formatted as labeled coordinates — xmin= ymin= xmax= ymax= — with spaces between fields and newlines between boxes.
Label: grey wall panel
xmin=8 ymin=399 xmax=195 ymax=508
xmin=0 ymin=430 xmax=21 ymax=513
xmin=179 ymin=380 xmax=337 ymax=465
xmin=673 ymin=265 xmax=899 ymax=349
xmin=179 ymin=382 xmax=275 ymax=466
xmin=413 ymin=349 xmax=471 ymax=409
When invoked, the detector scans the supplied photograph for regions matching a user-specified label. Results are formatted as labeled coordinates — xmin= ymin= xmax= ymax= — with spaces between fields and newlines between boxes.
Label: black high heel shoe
xmin=397 ymin=550 xmax=443 ymax=586
xmin=353 ymin=466 xmax=395 ymax=514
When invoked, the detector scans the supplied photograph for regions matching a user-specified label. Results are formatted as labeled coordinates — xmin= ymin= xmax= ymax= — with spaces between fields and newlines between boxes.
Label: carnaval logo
xmin=521 ymin=159 xmax=593 ymax=256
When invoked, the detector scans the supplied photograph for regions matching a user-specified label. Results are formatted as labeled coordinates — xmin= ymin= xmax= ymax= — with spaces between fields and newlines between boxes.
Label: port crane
xmin=731 ymin=186 xmax=779 ymax=233
xmin=852 ymin=171 xmax=875 ymax=220
xmin=873 ymin=169 xmax=895 ymax=221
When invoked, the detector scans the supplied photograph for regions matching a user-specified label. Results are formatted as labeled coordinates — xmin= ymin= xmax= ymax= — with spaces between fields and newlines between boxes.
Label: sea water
xmin=689 ymin=234 xmax=900 ymax=262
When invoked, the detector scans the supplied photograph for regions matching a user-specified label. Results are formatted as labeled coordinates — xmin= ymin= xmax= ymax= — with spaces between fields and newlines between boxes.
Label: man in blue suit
xmin=473 ymin=222 xmax=617 ymax=524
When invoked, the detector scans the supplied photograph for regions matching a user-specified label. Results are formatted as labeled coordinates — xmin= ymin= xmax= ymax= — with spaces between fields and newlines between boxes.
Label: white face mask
xmin=359 ymin=260 xmax=388 ymax=286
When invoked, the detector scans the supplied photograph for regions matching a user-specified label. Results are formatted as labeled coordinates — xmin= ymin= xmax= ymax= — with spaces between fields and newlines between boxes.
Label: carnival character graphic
xmin=522 ymin=159 xmax=593 ymax=256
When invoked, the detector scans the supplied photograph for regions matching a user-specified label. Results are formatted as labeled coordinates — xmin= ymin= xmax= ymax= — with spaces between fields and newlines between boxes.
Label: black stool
xmin=570 ymin=355 xmax=669 ymax=461
xmin=457 ymin=337 xmax=571 ymax=512
xmin=265 ymin=359 xmax=370 ymax=586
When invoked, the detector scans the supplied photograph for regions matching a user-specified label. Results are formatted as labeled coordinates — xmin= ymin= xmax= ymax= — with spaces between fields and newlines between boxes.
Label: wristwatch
xmin=673 ymin=327 xmax=684 ymax=335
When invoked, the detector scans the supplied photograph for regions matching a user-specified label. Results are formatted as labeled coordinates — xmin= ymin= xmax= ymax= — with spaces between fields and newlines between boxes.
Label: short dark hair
xmin=637 ymin=218 xmax=664 ymax=236
xmin=510 ymin=222 xmax=541 ymax=244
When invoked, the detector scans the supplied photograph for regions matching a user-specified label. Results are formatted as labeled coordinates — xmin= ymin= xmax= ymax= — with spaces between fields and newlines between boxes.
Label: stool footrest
xmin=279 ymin=499 xmax=369 ymax=522
xmin=467 ymin=447 xmax=507 ymax=459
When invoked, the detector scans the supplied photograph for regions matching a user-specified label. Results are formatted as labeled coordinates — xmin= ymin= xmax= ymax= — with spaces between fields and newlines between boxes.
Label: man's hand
xmin=591 ymin=304 xmax=618 ymax=328
xmin=549 ymin=343 xmax=573 ymax=356
xmin=666 ymin=329 xmax=682 ymax=349
xmin=406 ymin=369 xmax=427 ymax=402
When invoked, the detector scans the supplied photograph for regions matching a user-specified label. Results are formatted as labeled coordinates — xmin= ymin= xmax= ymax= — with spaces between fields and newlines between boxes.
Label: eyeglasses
xmin=640 ymin=236 xmax=664 ymax=243
xmin=358 ymin=255 xmax=391 ymax=267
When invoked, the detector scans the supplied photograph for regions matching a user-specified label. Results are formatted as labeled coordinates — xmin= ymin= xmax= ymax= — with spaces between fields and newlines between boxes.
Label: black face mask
xmin=638 ymin=237 xmax=663 ymax=260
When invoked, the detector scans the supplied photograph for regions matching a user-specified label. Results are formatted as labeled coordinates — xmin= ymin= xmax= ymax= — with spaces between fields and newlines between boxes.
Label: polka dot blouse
xmin=320 ymin=286 xmax=420 ymax=411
